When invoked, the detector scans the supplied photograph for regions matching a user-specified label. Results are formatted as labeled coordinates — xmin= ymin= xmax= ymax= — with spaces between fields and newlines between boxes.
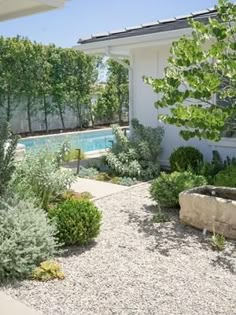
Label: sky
xmin=0 ymin=0 xmax=220 ymax=48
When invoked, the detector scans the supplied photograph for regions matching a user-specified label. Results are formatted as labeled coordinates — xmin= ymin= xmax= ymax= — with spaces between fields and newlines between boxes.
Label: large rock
xmin=179 ymin=186 xmax=236 ymax=239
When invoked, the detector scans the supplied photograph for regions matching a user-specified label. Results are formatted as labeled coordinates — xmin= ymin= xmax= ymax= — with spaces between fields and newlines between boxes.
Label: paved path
xmin=0 ymin=291 xmax=42 ymax=315
xmin=71 ymin=177 xmax=128 ymax=199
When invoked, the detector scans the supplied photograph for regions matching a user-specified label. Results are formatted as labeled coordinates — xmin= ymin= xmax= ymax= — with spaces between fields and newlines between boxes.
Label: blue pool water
xmin=19 ymin=129 xmax=114 ymax=152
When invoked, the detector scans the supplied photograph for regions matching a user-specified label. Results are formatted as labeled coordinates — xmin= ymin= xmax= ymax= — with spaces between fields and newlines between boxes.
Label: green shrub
xmin=61 ymin=190 xmax=93 ymax=201
xmin=214 ymin=163 xmax=236 ymax=187
xmin=169 ymin=146 xmax=203 ymax=173
xmin=49 ymin=199 xmax=102 ymax=246
xmin=10 ymin=148 xmax=75 ymax=209
xmin=150 ymin=171 xmax=207 ymax=208
xmin=200 ymin=150 xmax=224 ymax=184
xmin=106 ymin=119 xmax=164 ymax=180
xmin=95 ymin=172 xmax=111 ymax=182
xmin=114 ymin=177 xmax=138 ymax=186
xmin=0 ymin=198 xmax=58 ymax=282
xmin=78 ymin=167 xmax=99 ymax=179
xmin=64 ymin=149 xmax=86 ymax=162
xmin=32 ymin=260 xmax=64 ymax=281
xmin=210 ymin=233 xmax=225 ymax=251
xmin=0 ymin=121 xmax=18 ymax=197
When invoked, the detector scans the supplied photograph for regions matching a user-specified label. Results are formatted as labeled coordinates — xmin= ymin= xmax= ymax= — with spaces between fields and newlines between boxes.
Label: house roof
xmin=0 ymin=0 xmax=67 ymax=22
xmin=78 ymin=8 xmax=217 ymax=45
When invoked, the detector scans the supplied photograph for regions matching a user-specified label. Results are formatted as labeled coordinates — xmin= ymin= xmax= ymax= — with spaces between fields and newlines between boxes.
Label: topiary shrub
xmin=0 ymin=198 xmax=59 ymax=282
xmin=169 ymin=146 xmax=203 ymax=173
xmin=214 ymin=163 xmax=236 ymax=187
xmin=48 ymin=199 xmax=102 ymax=246
xmin=150 ymin=171 xmax=207 ymax=208
xmin=32 ymin=260 xmax=64 ymax=281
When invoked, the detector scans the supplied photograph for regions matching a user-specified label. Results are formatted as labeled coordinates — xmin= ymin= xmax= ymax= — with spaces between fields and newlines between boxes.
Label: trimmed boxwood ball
xmin=49 ymin=199 xmax=102 ymax=246
xmin=169 ymin=146 xmax=203 ymax=173
xmin=150 ymin=171 xmax=207 ymax=208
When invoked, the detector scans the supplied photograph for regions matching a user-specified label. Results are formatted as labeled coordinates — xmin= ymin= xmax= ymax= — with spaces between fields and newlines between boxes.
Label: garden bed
xmin=3 ymin=184 xmax=236 ymax=315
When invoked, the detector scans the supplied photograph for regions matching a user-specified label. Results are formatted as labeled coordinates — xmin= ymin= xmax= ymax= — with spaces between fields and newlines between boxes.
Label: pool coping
xmin=19 ymin=127 xmax=114 ymax=140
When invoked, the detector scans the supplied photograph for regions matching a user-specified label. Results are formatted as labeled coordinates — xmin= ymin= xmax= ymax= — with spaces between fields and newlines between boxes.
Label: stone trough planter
xmin=179 ymin=186 xmax=236 ymax=239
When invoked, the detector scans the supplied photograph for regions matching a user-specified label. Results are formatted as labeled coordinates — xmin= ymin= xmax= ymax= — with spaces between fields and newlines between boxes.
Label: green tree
xmin=66 ymin=50 xmax=98 ymax=128
xmin=19 ymin=39 xmax=46 ymax=134
xmin=38 ymin=45 xmax=54 ymax=133
xmin=107 ymin=59 xmax=129 ymax=124
xmin=49 ymin=46 xmax=70 ymax=130
xmin=145 ymin=0 xmax=236 ymax=141
xmin=0 ymin=37 xmax=22 ymax=122
xmin=94 ymin=58 xmax=129 ymax=124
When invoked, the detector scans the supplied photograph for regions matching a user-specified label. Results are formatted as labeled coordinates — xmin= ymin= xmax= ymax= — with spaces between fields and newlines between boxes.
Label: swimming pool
xmin=19 ymin=129 xmax=114 ymax=152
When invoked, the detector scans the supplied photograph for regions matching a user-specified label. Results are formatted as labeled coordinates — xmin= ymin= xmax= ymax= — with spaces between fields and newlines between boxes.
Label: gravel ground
xmin=3 ymin=183 xmax=236 ymax=315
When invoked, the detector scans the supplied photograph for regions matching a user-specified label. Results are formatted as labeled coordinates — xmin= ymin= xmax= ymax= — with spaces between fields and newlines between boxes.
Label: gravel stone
xmin=3 ymin=183 xmax=236 ymax=315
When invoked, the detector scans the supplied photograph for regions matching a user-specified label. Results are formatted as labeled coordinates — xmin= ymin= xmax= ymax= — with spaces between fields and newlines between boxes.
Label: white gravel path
xmin=3 ymin=183 xmax=236 ymax=315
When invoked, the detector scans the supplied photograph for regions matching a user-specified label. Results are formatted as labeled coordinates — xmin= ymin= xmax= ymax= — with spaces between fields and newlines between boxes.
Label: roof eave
xmin=74 ymin=27 xmax=193 ymax=56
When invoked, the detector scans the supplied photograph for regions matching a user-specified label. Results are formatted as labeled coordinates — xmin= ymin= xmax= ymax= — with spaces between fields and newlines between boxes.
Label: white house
xmin=76 ymin=8 xmax=236 ymax=165
xmin=0 ymin=0 xmax=67 ymax=21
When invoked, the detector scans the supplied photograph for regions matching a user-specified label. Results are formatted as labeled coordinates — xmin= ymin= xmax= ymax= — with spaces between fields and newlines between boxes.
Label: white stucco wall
xmin=131 ymin=45 xmax=236 ymax=165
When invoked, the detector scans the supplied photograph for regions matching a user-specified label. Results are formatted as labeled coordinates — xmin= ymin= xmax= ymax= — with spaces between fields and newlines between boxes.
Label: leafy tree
xmin=94 ymin=83 xmax=119 ymax=123
xmin=145 ymin=0 xmax=236 ymax=141
xmin=49 ymin=45 xmax=68 ymax=130
xmin=19 ymin=39 xmax=46 ymax=134
xmin=94 ymin=58 xmax=129 ymax=124
xmin=38 ymin=45 xmax=54 ymax=133
xmin=107 ymin=59 xmax=129 ymax=124
xmin=0 ymin=37 xmax=22 ymax=122
xmin=66 ymin=50 xmax=98 ymax=128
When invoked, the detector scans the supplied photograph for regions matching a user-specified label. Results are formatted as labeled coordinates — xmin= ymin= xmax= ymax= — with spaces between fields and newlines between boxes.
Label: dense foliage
xmin=0 ymin=37 xmax=129 ymax=133
xmin=0 ymin=198 xmax=58 ymax=282
xmin=10 ymin=147 xmax=75 ymax=209
xmin=106 ymin=119 xmax=164 ymax=179
xmin=214 ymin=163 xmax=236 ymax=187
xmin=150 ymin=171 xmax=207 ymax=207
xmin=78 ymin=166 xmax=138 ymax=186
xmin=49 ymin=199 xmax=102 ymax=246
xmin=170 ymin=146 xmax=203 ymax=172
xmin=94 ymin=59 xmax=129 ymax=124
xmin=0 ymin=36 xmax=99 ymax=132
xmin=145 ymin=0 xmax=236 ymax=141
xmin=200 ymin=150 xmax=236 ymax=184
xmin=0 ymin=121 xmax=18 ymax=197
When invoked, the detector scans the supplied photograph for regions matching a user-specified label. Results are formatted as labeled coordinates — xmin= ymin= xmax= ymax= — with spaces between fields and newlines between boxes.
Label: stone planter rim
xmin=179 ymin=185 xmax=236 ymax=205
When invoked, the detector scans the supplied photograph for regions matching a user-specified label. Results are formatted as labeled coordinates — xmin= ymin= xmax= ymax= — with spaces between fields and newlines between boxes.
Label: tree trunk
xmin=89 ymin=107 xmax=95 ymax=128
xmin=27 ymin=97 xmax=32 ymax=134
xmin=6 ymin=94 xmax=11 ymax=122
xmin=58 ymin=103 xmax=65 ymax=130
xmin=118 ymin=90 xmax=123 ymax=125
xmin=43 ymin=95 xmax=49 ymax=133
xmin=76 ymin=100 xmax=82 ymax=129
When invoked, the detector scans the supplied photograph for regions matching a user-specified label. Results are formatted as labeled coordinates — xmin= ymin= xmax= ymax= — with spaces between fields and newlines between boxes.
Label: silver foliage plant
xmin=10 ymin=144 xmax=75 ymax=209
xmin=0 ymin=198 xmax=59 ymax=282
xmin=106 ymin=119 xmax=164 ymax=179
